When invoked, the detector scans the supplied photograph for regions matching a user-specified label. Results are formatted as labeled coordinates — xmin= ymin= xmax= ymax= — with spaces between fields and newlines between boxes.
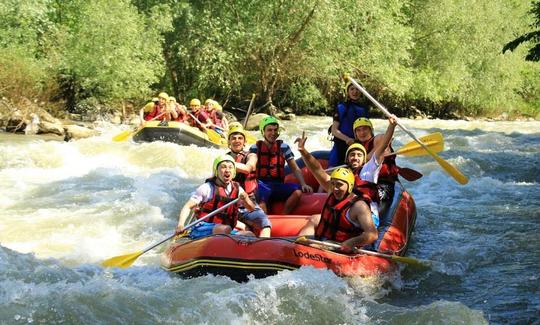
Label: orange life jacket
xmin=256 ymin=140 xmax=285 ymax=181
xmin=315 ymin=194 xmax=363 ymax=242
xmin=361 ymin=137 xmax=399 ymax=182
xmin=228 ymin=150 xmax=258 ymax=197
xmin=195 ymin=178 xmax=240 ymax=228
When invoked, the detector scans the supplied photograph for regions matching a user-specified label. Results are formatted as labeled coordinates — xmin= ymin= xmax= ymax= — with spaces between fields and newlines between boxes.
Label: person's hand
xmin=238 ymin=191 xmax=249 ymax=204
xmin=340 ymin=239 xmax=355 ymax=253
xmin=346 ymin=138 xmax=355 ymax=146
xmin=175 ymin=224 xmax=185 ymax=236
xmin=301 ymin=184 xmax=313 ymax=193
xmin=294 ymin=131 xmax=307 ymax=153
xmin=388 ymin=114 xmax=398 ymax=126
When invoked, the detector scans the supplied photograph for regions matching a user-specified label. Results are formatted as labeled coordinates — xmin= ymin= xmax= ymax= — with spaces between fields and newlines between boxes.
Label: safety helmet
xmin=228 ymin=122 xmax=246 ymax=140
xmin=213 ymin=154 xmax=236 ymax=178
xmin=345 ymin=143 xmax=367 ymax=164
xmin=152 ymin=97 xmax=159 ymax=103
xmin=215 ymin=103 xmax=223 ymax=111
xmin=204 ymin=99 xmax=214 ymax=105
xmin=353 ymin=117 xmax=373 ymax=131
xmin=330 ymin=167 xmax=355 ymax=194
xmin=259 ymin=115 xmax=280 ymax=135
xmin=158 ymin=92 xmax=169 ymax=99
xmin=169 ymin=96 xmax=176 ymax=102
xmin=190 ymin=98 xmax=201 ymax=106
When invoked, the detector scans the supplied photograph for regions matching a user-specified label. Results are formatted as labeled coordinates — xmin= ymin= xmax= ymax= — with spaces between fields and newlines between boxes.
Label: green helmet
xmin=213 ymin=154 xmax=236 ymax=178
xmin=259 ymin=115 xmax=280 ymax=135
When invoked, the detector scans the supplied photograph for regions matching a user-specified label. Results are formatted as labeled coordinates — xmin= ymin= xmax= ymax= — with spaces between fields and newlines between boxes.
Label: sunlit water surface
xmin=1 ymin=117 xmax=538 ymax=324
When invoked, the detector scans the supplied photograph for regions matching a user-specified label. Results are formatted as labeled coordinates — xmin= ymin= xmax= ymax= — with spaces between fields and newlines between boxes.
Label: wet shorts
xmin=189 ymin=222 xmax=238 ymax=239
xmin=238 ymin=204 xmax=272 ymax=229
xmin=257 ymin=180 xmax=301 ymax=204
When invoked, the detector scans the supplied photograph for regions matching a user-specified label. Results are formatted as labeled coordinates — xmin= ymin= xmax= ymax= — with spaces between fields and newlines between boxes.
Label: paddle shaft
xmin=297 ymin=237 xmax=427 ymax=266
xmin=188 ymin=113 xmax=207 ymax=129
xmin=243 ymin=94 xmax=256 ymax=128
xmin=140 ymin=198 xmax=240 ymax=255
xmin=347 ymin=76 xmax=468 ymax=185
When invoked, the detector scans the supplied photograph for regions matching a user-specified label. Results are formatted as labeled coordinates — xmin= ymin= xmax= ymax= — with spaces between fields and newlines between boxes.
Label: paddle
xmin=101 ymin=198 xmax=240 ymax=268
xmin=112 ymin=112 xmax=167 ymax=142
xmin=385 ymin=132 xmax=444 ymax=157
xmin=188 ymin=113 xmax=222 ymax=144
xmin=295 ymin=236 xmax=431 ymax=269
xmin=398 ymin=167 xmax=423 ymax=181
xmin=346 ymin=76 xmax=469 ymax=185
xmin=243 ymin=94 xmax=256 ymax=128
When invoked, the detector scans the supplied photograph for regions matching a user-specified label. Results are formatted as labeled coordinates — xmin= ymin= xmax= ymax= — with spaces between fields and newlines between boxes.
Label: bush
xmin=281 ymin=81 xmax=329 ymax=115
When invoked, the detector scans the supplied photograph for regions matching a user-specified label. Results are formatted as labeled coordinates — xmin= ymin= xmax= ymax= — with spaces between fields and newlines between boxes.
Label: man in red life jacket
xmin=139 ymin=97 xmax=159 ymax=125
xmin=169 ymin=96 xmax=188 ymax=122
xmin=249 ymin=116 xmax=313 ymax=214
xmin=226 ymin=122 xmax=272 ymax=237
xmin=145 ymin=92 xmax=172 ymax=122
xmin=352 ymin=117 xmax=400 ymax=214
xmin=187 ymin=98 xmax=210 ymax=131
xmin=295 ymin=115 xmax=397 ymax=251
xmin=175 ymin=155 xmax=256 ymax=238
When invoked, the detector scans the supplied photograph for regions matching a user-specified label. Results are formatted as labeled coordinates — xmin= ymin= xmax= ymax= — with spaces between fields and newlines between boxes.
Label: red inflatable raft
xmin=161 ymin=151 xmax=417 ymax=281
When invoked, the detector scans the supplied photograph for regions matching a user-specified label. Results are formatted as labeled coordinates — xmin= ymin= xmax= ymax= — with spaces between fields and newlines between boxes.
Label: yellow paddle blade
xmin=112 ymin=130 xmax=133 ymax=142
xmin=395 ymin=132 xmax=444 ymax=157
xmin=101 ymin=251 xmax=143 ymax=268
xmin=431 ymin=150 xmax=469 ymax=185
xmin=245 ymin=131 xmax=257 ymax=145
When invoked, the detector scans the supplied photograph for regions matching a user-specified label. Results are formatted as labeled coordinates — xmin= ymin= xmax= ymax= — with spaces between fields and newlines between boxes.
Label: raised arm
xmin=295 ymin=132 xmax=331 ymax=192
xmin=372 ymin=115 xmax=397 ymax=164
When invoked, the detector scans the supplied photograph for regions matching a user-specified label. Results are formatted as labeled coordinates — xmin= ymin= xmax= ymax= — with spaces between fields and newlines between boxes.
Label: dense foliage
xmin=0 ymin=0 xmax=538 ymax=119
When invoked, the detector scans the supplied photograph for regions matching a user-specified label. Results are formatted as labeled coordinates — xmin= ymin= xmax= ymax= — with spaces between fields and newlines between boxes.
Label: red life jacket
xmin=256 ymin=140 xmax=285 ymax=181
xmin=228 ymin=150 xmax=258 ymax=196
xmin=352 ymin=168 xmax=380 ymax=204
xmin=172 ymin=104 xmax=187 ymax=122
xmin=145 ymin=103 xmax=168 ymax=121
xmin=315 ymin=194 xmax=363 ymax=242
xmin=195 ymin=178 xmax=240 ymax=228
xmin=361 ymin=137 xmax=399 ymax=182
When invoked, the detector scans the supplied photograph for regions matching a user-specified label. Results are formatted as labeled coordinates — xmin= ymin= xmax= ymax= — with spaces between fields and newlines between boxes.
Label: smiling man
xmin=250 ymin=116 xmax=313 ymax=215
xmin=295 ymin=115 xmax=397 ymax=251
xmin=226 ymin=122 xmax=272 ymax=237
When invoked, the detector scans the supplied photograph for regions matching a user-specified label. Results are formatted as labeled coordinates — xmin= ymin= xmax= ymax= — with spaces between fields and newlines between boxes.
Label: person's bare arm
xmin=239 ymin=190 xmax=255 ymax=212
xmin=288 ymin=158 xmax=313 ymax=193
xmin=331 ymin=121 xmax=355 ymax=145
xmin=235 ymin=153 xmax=257 ymax=175
xmin=372 ymin=115 xmax=397 ymax=164
xmin=295 ymin=132 xmax=331 ymax=192
xmin=176 ymin=198 xmax=199 ymax=234
xmin=340 ymin=201 xmax=378 ymax=251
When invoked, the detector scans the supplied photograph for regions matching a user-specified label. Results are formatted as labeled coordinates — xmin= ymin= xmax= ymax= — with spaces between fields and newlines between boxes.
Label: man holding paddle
xmin=352 ymin=117 xmax=400 ymax=214
xmin=175 ymin=155 xmax=256 ymax=237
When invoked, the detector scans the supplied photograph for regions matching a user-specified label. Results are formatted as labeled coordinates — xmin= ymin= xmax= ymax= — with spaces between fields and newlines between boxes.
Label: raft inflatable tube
xmin=132 ymin=120 xmax=226 ymax=148
xmin=161 ymin=151 xmax=416 ymax=281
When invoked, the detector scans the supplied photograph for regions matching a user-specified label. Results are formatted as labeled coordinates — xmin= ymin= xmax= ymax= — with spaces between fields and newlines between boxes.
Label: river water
xmin=0 ymin=116 xmax=538 ymax=324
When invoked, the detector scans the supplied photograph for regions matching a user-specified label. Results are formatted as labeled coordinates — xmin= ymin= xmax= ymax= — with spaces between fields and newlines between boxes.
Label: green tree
xmin=51 ymin=0 xmax=170 ymax=111
xmin=503 ymin=1 xmax=540 ymax=61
